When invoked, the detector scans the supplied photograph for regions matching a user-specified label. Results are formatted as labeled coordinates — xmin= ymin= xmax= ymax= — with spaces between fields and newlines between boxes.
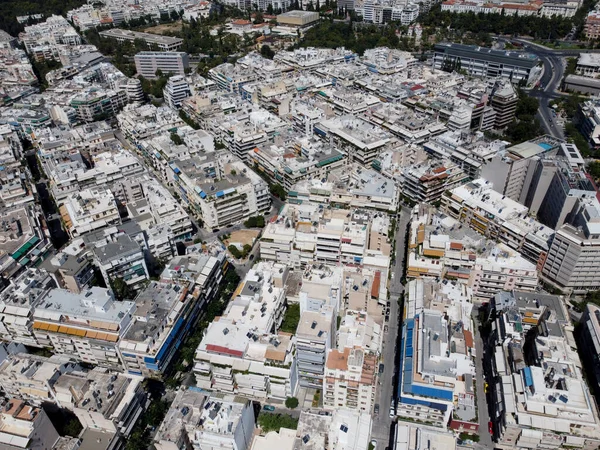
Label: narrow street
xmin=472 ymin=307 xmax=493 ymax=449
xmin=370 ymin=207 xmax=411 ymax=448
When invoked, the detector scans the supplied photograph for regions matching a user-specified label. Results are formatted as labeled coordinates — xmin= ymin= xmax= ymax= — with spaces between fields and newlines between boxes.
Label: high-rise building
xmin=163 ymin=76 xmax=191 ymax=110
xmin=134 ymin=52 xmax=189 ymax=79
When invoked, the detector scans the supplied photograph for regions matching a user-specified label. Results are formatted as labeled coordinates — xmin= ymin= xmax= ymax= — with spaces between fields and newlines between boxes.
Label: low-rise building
xmin=99 ymin=29 xmax=183 ymax=51
xmin=60 ymin=187 xmax=120 ymax=238
xmin=0 ymin=399 xmax=60 ymax=450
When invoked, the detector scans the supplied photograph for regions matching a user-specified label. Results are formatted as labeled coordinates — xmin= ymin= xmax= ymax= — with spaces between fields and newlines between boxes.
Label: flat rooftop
xmin=99 ymin=29 xmax=183 ymax=45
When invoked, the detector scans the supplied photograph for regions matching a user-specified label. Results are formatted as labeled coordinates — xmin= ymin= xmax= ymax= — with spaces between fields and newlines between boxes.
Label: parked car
xmin=379 ymin=363 xmax=384 ymax=374
xmin=488 ymin=421 xmax=493 ymax=435
xmin=384 ymin=325 xmax=389 ymax=333
xmin=374 ymin=404 xmax=380 ymax=415
xmin=263 ymin=405 xmax=275 ymax=412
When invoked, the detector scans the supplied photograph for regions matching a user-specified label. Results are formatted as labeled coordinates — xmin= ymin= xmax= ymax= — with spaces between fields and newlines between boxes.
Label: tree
xmin=110 ymin=277 xmax=137 ymax=300
xmin=270 ymin=183 xmax=287 ymax=200
xmin=242 ymin=244 xmax=252 ymax=256
xmin=170 ymin=132 xmax=183 ymax=145
xmin=588 ymin=161 xmax=600 ymax=181
xmin=285 ymin=397 xmax=299 ymax=409
xmin=228 ymin=244 xmax=242 ymax=259
xmin=63 ymin=418 xmax=83 ymax=437
xmin=258 ymin=413 xmax=299 ymax=432
xmin=260 ymin=44 xmax=275 ymax=59
xmin=280 ymin=303 xmax=300 ymax=333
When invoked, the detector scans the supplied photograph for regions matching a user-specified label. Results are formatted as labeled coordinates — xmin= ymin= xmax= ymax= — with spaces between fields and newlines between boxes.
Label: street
xmin=370 ymin=207 xmax=411 ymax=448
xmin=472 ymin=307 xmax=493 ymax=449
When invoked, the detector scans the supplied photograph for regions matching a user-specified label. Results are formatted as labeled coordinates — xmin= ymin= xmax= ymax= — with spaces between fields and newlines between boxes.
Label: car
xmin=379 ymin=363 xmax=384 ymax=374
xmin=386 ymin=301 xmax=390 ymax=307
xmin=385 ymin=315 xmax=390 ymax=322
xmin=249 ymin=254 xmax=255 ymax=260
xmin=484 ymin=382 xmax=489 ymax=393
xmin=384 ymin=325 xmax=389 ymax=333
xmin=488 ymin=421 xmax=493 ymax=435
xmin=389 ymin=406 xmax=395 ymax=418
xmin=263 ymin=405 xmax=275 ymax=412
xmin=374 ymin=404 xmax=380 ymax=415
xmin=386 ymin=308 xmax=390 ymax=315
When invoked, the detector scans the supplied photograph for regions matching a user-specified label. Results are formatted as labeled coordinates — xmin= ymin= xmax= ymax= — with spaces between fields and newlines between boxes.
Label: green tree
xmin=258 ymin=413 xmax=299 ymax=432
xmin=280 ymin=304 xmax=300 ymax=333
xmin=63 ymin=418 xmax=82 ymax=437
xmin=228 ymin=244 xmax=242 ymax=259
xmin=285 ymin=397 xmax=299 ymax=409
xmin=170 ymin=132 xmax=183 ymax=145
xmin=110 ymin=277 xmax=137 ymax=300
xmin=260 ymin=44 xmax=275 ymax=59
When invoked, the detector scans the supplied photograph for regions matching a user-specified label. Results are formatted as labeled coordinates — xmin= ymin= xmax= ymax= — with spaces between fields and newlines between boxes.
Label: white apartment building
xmin=323 ymin=311 xmax=379 ymax=413
xmin=119 ymin=255 xmax=226 ymax=378
xmin=154 ymin=388 xmax=255 ymax=450
xmin=53 ymin=369 xmax=146 ymax=436
xmin=163 ymin=76 xmax=191 ymax=110
xmin=60 ymin=187 xmax=120 ymax=238
xmin=470 ymin=245 xmax=539 ymax=299
xmin=0 ymin=269 xmax=56 ymax=347
xmin=542 ymin=197 xmax=600 ymax=293
xmin=134 ymin=52 xmax=189 ymax=79
xmin=193 ymin=262 xmax=298 ymax=400
xmin=490 ymin=291 xmax=600 ymax=448
xmin=0 ymin=353 xmax=79 ymax=405
xmin=93 ymin=233 xmax=149 ymax=292
xmin=296 ymin=305 xmax=336 ymax=388
xmin=32 ymin=287 xmax=135 ymax=370
xmin=169 ymin=154 xmax=270 ymax=229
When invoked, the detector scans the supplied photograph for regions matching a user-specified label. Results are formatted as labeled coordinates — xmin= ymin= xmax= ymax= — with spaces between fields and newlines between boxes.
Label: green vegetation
xmin=285 ymin=397 xmax=299 ymax=409
xmin=260 ymin=44 xmax=275 ymax=59
xmin=565 ymin=123 xmax=591 ymax=156
xmin=0 ymin=0 xmax=86 ymax=36
xmin=312 ymin=389 xmax=321 ymax=407
xmin=179 ymin=110 xmax=200 ymax=130
xmin=368 ymin=444 xmax=375 ymax=450
xmin=587 ymin=161 xmax=600 ymax=183
xmin=110 ymin=277 xmax=137 ymax=300
xmin=30 ymin=58 xmax=61 ymax=90
xmin=228 ymin=244 xmax=253 ymax=259
xmin=459 ymin=432 xmax=480 ymax=442
xmin=486 ymin=89 xmax=542 ymax=144
xmin=139 ymin=74 xmax=169 ymax=99
xmin=301 ymin=21 xmax=416 ymax=55
xmin=280 ymin=303 xmax=300 ymax=333
xmin=170 ymin=132 xmax=183 ymax=145
xmin=270 ymin=183 xmax=287 ymax=200
xmin=62 ymin=418 xmax=83 ymax=437
xmin=420 ymin=5 xmax=576 ymax=40
xmin=244 ymin=215 xmax=265 ymax=228
xmin=258 ymin=413 xmax=299 ymax=433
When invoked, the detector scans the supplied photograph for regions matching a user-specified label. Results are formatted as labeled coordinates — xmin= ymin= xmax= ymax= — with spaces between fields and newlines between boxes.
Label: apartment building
xmin=163 ymin=76 xmax=191 ymax=110
xmin=169 ymin=154 xmax=270 ymax=229
xmin=490 ymin=81 xmax=519 ymax=128
xmin=585 ymin=11 xmax=600 ymax=39
xmin=470 ymin=245 xmax=538 ymax=299
xmin=542 ymin=197 xmax=600 ymax=293
xmin=400 ymin=160 xmax=467 ymax=204
xmin=250 ymin=140 xmax=345 ymax=192
xmin=323 ymin=312 xmax=379 ymax=413
xmin=70 ymin=88 xmax=128 ymax=123
xmin=60 ymin=187 xmax=120 ymax=238
xmin=481 ymin=136 xmax=562 ymax=205
xmin=53 ymin=369 xmax=146 ymax=436
xmin=442 ymin=179 xmax=554 ymax=267
xmin=488 ymin=290 xmax=600 ymax=448
xmin=20 ymin=15 xmax=81 ymax=60
xmin=316 ymin=116 xmax=392 ymax=167
xmin=119 ymin=256 xmax=226 ymax=378
xmin=154 ymin=388 xmax=255 ymax=450
xmin=208 ymin=63 xmax=256 ymax=94
xmin=0 ymin=205 xmax=52 ymax=279
xmin=294 ymin=408 xmax=372 ymax=450
xmin=134 ymin=52 xmax=189 ymax=79
xmin=93 ymin=233 xmax=149 ymax=292
xmin=289 ymin=165 xmax=399 ymax=212
xmin=0 ymin=399 xmax=60 ymax=450
xmin=0 ymin=269 xmax=55 ymax=347
xmin=40 ymin=248 xmax=93 ymax=295
xmin=433 ymin=43 xmax=540 ymax=83
xmin=32 ymin=287 xmax=135 ymax=369
xmin=99 ymin=29 xmax=183 ymax=51
xmin=296 ymin=305 xmax=336 ymax=388
xmin=0 ymin=353 xmax=79 ymax=405
xmin=193 ymin=262 xmax=298 ymax=400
